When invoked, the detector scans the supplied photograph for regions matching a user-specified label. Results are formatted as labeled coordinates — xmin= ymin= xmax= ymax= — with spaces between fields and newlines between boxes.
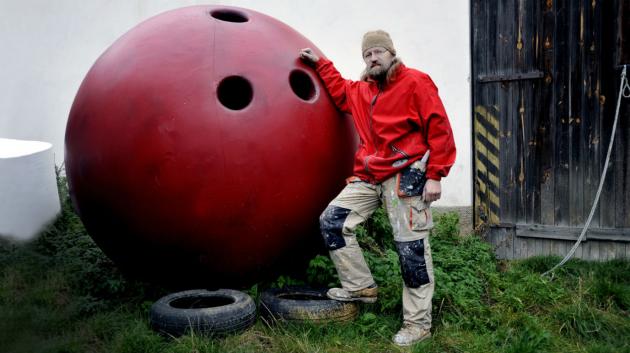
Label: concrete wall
xmin=0 ymin=0 xmax=471 ymax=206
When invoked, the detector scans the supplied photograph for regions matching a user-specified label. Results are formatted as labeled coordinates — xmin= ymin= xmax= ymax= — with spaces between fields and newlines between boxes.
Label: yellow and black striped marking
xmin=474 ymin=105 xmax=500 ymax=225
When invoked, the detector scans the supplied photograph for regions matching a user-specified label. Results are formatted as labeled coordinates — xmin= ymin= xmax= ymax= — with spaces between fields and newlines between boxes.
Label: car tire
xmin=150 ymin=289 xmax=256 ymax=336
xmin=259 ymin=287 xmax=358 ymax=323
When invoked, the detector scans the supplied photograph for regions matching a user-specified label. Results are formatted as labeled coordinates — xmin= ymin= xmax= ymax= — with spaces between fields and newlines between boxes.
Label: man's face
xmin=363 ymin=47 xmax=394 ymax=79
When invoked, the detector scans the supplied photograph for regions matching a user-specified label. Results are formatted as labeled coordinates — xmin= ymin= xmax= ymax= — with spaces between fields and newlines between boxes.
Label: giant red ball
xmin=65 ymin=6 xmax=355 ymax=287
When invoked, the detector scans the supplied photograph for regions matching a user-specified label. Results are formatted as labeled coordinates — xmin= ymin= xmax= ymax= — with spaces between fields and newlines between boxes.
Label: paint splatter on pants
xmin=319 ymin=175 xmax=435 ymax=329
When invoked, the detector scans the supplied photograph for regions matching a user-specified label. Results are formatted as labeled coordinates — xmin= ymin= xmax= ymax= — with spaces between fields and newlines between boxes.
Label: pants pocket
xmin=402 ymin=197 xmax=431 ymax=232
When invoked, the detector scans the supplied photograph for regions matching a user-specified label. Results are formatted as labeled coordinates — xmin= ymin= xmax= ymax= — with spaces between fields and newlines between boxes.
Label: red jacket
xmin=315 ymin=58 xmax=456 ymax=183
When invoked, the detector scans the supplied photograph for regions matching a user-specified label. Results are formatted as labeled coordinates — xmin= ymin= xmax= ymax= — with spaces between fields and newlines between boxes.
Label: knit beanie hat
xmin=362 ymin=30 xmax=396 ymax=56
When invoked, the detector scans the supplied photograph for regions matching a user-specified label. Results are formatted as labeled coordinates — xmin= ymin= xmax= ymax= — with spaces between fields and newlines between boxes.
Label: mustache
xmin=369 ymin=64 xmax=386 ymax=72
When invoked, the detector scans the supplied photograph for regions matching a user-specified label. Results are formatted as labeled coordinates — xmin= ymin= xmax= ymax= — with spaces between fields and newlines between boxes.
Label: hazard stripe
xmin=477 ymin=153 xmax=500 ymax=182
xmin=474 ymin=105 xmax=500 ymax=130
xmin=477 ymin=174 xmax=500 ymax=205
xmin=474 ymin=113 xmax=499 ymax=141
xmin=474 ymin=105 xmax=501 ymax=226
xmin=474 ymin=125 xmax=500 ymax=155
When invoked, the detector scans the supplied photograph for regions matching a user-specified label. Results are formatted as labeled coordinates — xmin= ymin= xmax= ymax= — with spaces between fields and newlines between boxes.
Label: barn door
xmin=472 ymin=0 xmax=630 ymax=238
xmin=472 ymin=0 xmax=543 ymax=227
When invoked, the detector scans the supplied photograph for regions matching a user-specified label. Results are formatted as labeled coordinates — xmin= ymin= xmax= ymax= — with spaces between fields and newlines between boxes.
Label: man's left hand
xmin=423 ymin=179 xmax=441 ymax=202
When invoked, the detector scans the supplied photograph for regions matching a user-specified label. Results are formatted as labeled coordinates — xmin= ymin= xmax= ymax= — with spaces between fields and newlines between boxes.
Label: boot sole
xmin=393 ymin=332 xmax=431 ymax=346
xmin=326 ymin=293 xmax=377 ymax=304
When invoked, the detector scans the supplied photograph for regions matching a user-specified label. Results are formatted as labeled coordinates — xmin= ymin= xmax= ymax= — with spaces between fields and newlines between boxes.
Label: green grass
xmin=0 ymin=174 xmax=628 ymax=353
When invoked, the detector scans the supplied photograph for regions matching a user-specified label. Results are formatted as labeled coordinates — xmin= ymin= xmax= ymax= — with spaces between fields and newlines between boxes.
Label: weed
xmin=495 ymin=314 xmax=551 ymax=353
xmin=592 ymin=260 xmax=630 ymax=310
xmin=305 ymin=255 xmax=338 ymax=288
xmin=364 ymin=248 xmax=403 ymax=312
xmin=270 ymin=274 xmax=305 ymax=289
xmin=431 ymin=211 xmax=460 ymax=241
xmin=586 ymin=342 xmax=630 ymax=353
xmin=554 ymin=300 xmax=629 ymax=341
xmin=494 ymin=267 xmax=567 ymax=312
xmin=110 ymin=319 xmax=165 ymax=353
xmin=431 ymin=213 xmax=497 ymax=330
xmin=1 ymin=171 xmax=629 ymax=352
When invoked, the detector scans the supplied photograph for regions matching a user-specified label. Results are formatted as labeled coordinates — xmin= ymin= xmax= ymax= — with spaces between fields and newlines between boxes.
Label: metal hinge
xmin=477 ymin=70 xmax=544 ymax=83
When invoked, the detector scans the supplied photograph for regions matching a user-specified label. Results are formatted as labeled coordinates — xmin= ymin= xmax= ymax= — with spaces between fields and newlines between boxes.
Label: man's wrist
xmin=426 ymin=173 xmax=442 ymax=181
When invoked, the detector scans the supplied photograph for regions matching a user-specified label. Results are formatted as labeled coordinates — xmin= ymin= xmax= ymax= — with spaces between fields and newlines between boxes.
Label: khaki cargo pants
xmin=319 ymin=175 xmax=435 ymax=329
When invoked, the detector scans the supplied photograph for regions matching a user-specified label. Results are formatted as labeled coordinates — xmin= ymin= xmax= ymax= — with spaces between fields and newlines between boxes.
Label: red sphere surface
xmin=65 ymin=5 xmax=355 ymax=287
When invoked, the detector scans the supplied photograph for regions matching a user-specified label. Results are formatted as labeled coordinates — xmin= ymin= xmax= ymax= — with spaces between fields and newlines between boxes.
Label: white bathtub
xmin=0 ymin=137 xmax=61 ymax=241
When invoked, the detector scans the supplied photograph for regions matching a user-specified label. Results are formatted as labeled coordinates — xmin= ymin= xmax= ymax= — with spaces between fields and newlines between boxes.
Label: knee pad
xmin=395 ymin=239 xmax=430 ymax=288
xmin=319 ymin=206 xmax=351 ymax=250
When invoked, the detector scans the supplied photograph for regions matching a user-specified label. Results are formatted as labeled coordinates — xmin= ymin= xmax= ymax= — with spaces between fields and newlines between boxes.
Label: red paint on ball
xmin=65 ymin=6 xmax=356 ymax=287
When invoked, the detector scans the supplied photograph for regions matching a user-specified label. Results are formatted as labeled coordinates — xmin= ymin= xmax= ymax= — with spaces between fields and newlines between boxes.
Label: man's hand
xmin=423 ymin=179 xmax=441 ymax=202
xmin=299 ymin=48 xmax=320 ymax=64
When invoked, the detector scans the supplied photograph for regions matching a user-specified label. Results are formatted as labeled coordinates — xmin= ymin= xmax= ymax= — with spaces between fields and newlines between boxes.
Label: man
xmin=299 ymin=30 xmax=456 ymax=346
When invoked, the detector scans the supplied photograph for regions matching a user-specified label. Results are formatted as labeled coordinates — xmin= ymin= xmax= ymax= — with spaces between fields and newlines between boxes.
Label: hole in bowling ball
xmin=170 ymin=295 xmax=235 ymax=309
xmin=210 ymin=9 xmax=249 ymax=23
xmin=217 ymin=76 xmax=253 ymax=110
xmin=289 ymin=70 xmax=316 ymax=101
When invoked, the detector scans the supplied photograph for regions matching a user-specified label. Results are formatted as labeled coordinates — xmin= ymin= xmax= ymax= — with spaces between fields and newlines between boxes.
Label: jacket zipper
xmin=363 ymin=155 xmax=372 ymax=173
xmin=391 ymin=144 xmax=409 ymax=159
xmin=364 ymin=90 xmax=381 ymax=174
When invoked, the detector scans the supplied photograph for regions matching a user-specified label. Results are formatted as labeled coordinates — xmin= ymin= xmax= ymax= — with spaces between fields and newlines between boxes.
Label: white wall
xmin=0 ymin=0 xmax=471 ymax=206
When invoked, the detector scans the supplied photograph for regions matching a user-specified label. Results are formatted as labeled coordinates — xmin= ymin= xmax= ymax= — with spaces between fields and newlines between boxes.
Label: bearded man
xmin=299 ymin=30 xmax=456 ymax=346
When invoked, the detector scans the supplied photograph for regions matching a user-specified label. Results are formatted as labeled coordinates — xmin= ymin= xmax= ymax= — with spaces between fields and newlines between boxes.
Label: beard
xmin=360 ymin=57 xmax=401 ymax=83
xmin=367 ymin=63 xmax=390 ymax=80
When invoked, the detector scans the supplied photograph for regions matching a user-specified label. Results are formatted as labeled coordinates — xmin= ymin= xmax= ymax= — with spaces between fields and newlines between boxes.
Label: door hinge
xmin=477 ymin=70 xmax=544 ymax=83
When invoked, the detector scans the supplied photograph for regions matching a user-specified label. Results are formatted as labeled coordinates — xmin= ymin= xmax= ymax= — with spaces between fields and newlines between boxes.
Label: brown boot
xmin=326 ymin=284 xmax=378 ymax=303
xmin=392 ymin=323 xmax=431 ymax=346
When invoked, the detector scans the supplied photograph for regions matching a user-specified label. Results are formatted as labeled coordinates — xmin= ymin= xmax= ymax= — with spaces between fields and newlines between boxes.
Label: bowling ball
xmin=65 ymin=5 xmax=356 ymax=287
